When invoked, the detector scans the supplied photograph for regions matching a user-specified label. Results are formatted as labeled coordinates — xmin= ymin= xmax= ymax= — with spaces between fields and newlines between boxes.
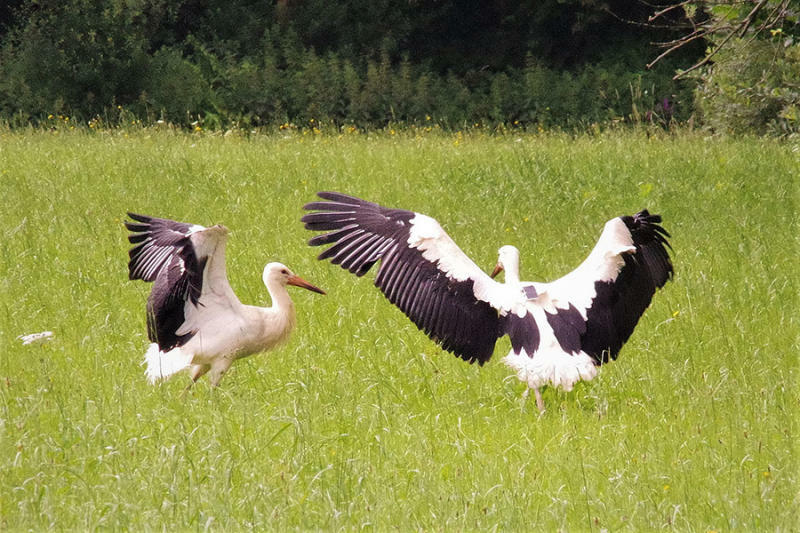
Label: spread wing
xmin=532 ymin=210 xmax=673 ymax=364
xmin=302 ymin=192 xmax=523 ymax=364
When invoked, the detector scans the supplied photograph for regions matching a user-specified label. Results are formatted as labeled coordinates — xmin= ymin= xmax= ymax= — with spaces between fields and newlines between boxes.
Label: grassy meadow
xmin=0 ymin=127 xmax=797 ymax=530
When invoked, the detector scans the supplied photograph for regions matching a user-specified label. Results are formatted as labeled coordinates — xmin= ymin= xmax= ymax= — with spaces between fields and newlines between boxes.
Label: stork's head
xmin=263 ymin=262 xmax=326 ymax=294
xmin=491 ymin=245 xmax=521 ymax=282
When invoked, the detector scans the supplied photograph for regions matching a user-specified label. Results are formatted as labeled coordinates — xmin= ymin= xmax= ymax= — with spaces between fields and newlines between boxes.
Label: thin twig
xmin=647 ymin=29 xmax=711 ymax=69
xmin=673 ymin=24 xmax=740 ymax=79
xmin=653 ymin=27 xmax=712 ymax=47
xmin=649 ymin=0 xmax=694 ymax=22
xmin=601 ymin=5 xmax=685 ymax=29
xmin=738 ymin=0 xmax=769 ymax=36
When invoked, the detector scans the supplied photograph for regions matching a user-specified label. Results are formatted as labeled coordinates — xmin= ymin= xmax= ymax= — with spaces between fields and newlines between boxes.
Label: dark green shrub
xmin=141 ymin=47 xmax=213 ymax=124
xmin=0 ymin=0 xmax=155 ymax=119
xmin=0 ymin=0 xmax=699 ymax=130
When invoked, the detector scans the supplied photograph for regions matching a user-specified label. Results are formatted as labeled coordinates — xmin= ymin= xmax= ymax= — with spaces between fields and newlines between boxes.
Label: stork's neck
xmin=503 ymin=258 xmax=521 ymax=285
xmin=265 ymin=279 xmax=295 ymax=314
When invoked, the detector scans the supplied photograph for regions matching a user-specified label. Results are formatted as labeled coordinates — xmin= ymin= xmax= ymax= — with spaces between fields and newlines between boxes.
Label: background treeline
xmin=0 ymin=0 xmax=796 ymax=132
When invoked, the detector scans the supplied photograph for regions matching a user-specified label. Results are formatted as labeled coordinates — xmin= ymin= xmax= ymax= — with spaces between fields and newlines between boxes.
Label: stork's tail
xmin=503 ymin=348 xmax=598 ymax=392
xmin=143 ymin=343 xmax=193 ymax=383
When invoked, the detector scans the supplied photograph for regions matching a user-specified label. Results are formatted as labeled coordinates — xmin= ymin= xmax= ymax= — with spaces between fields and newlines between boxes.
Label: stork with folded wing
xmin=126 ymin=213 xmax=325 ymax=388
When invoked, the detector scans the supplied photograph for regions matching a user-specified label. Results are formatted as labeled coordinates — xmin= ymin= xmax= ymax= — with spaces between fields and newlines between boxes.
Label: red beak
xmin=287 ymin=274 xmax=326 ymax=295
xmin=490 ymin=263 xmax=503 ymax=279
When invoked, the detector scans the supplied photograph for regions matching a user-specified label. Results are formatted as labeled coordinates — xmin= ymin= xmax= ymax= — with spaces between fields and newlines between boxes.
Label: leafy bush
xmin=0 ymin=0 xmax=154 ymax=119
xmin=693 ymin=36 xmax=800 ymax=135
xmin=141 ymin=47 xmax=214 ymax=124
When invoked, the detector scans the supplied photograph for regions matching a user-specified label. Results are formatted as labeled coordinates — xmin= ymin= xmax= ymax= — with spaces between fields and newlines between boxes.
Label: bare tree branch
xmin=738 ymin=0 xmax=769 ymax=36
xmin=649 ymin=0 xmax=695 ymax=22
xmin=673 ymin=20 xmax=741 ymax=78
xmin=647 ymin=29 xmax=711 ymax=68
xmin=647 ymin=0 xmax=794 ymax=79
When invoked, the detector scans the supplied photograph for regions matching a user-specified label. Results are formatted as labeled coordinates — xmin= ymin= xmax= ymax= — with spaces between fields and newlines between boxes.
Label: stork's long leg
xmin=534 ymin=388 xmax=545 ymax=413
xmin=521 ymin=386 xmax=546 ymax=413
xmin=184 ymin=364 xmax=210 ymax=393
xmin=208 ymin=358 xmax=234 ymax=387
xmin=181 ymin=364 xmax=211 ymax=398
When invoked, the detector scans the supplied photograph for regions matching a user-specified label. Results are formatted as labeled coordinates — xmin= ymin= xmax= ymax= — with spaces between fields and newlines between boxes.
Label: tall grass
xmin=1 ymin=128 xmax=797 ymax=530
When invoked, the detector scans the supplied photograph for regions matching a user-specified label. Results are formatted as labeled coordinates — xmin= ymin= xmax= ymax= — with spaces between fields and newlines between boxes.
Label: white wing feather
xmin=408 ymin=213 xmax=526 ymax=316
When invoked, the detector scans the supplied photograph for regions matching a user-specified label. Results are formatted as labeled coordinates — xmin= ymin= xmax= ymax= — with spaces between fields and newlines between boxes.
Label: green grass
xmin=1 ymin=128 xmax=797 ymax=530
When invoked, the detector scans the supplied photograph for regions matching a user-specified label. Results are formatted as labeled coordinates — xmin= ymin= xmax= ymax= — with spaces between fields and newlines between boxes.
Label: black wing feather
xmin=125 ymin=213 xmax=206 ymax=351
xmin=581 ymin=210 xmax=674 ymax=363
xmin=302 ymin=192 xmax=501 ymax=364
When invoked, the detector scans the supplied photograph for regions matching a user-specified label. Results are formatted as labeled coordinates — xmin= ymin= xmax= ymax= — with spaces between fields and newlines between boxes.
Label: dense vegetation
xmin=669 ymin=1 xmax=800 ymax=136
xmin=0 ymin=0 xmax=703 ymax=129
xmin=2 ymin=1 xmax=797 ymax=133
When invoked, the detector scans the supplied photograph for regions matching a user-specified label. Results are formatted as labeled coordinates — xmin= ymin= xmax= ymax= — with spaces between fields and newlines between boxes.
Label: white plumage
xmin=303 ymin=192 xmax=673 ymax=412
xmin=126 ymin=213 xmax=325 ymax=387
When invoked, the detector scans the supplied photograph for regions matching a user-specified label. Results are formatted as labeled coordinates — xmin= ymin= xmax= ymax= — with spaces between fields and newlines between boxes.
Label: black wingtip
xmin=307 ymin=191 xmax=376 ymax=208
xmin=126 ymin=212 xmax=152 ymax=223
xmin=125 ymin=213 xmax=155 ymax=234
xmin=317 ymin=191 xmax=356 ymax=201
xmin=624 ymin=209 xmax=675 ymax=288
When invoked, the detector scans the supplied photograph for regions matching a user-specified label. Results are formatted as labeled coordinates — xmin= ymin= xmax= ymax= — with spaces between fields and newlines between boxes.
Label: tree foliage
xmin=0 ymin=0 xmax=700 ymax=129
xmin=649 ymin=0 xmax=799 ymax=134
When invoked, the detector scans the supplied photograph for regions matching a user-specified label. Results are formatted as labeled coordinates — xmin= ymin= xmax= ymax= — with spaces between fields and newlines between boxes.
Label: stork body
xmin=126 ymin=213 xmax=325 ymax=387
xmin=302 ymin=192 xmax=672 ymax=412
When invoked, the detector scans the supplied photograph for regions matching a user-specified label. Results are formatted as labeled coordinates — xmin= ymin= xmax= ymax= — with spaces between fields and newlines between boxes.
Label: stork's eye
xmin=281 ymin=269 xmax=289 ymax=275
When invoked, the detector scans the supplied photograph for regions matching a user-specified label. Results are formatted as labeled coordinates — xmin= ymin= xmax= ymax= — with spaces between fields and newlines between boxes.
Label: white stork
xmin=302 ymin=192 xmax=673 ymax=412
xmin=125 ymin=213 xmax=325 ymax=387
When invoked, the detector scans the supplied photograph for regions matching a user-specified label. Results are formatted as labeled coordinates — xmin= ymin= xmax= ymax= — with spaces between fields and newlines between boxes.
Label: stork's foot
xmin=181 ymin=378 xmax=200 ymax=398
